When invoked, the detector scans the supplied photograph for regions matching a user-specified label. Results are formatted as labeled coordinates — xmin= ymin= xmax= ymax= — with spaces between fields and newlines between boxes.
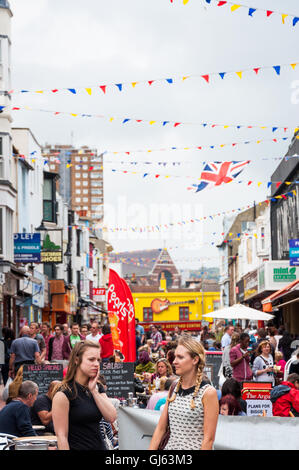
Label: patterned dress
xmin=164 ymin=382 xmax=212 ymax=450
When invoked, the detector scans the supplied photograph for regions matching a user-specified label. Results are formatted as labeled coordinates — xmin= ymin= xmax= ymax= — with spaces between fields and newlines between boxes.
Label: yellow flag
xmin=182 ymin=76 xmax=189 ymax=81
xmin=71 ymin=113 xmax=77 ymax=117
xmin=285 ymin=181 xmax=291 ymax=185
xmin=149 ymin=121 xmax=156 ymax=125
xmin=236 ymin=71 xmax=242 ymax=79
xmin=260 ymin=126 xmax=267 ymax=130
xmin=254 ymin=233 xmax=258 ymax=238
xmin=276 ymin=196 xmax=282 ymax=199
xmin=291 ymin=63 xmax=298 ymax=70
xmin=231 ymin=5 xmax=241 ymax=12
xmin=258 ymin=182 xmax=262 ymax=187
xmin=256 ymin=140 xmax=261 ymax=144
xmin=183 ymin=0 xmax=190 ymax=4
xmin=85 ymin=88 xmax=92 ymax=95
xmin=35 ymin=90 xmax=44 ymax=94
xmin=294 ymin=127 xmax=299 ymax=133
xmin=32 ymin=159 xmax=36 ymax=163
xmin=109 ymin=117 xmax=114 ymax=122
xmin=220 ymin=144 xmax=226 ymax=147
xmin=131 ymin=82 xmax=138 ymax=88
xmin=224 ymin=125 xmax=229 ymax=129
xmin=282 ymin=14 xmax=288 ymax=24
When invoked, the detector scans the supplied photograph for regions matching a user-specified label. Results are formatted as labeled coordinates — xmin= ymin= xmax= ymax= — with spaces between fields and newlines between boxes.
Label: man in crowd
xmin=48 ymin=324 xmax=68 ymax=363
xmin=29 ymin=322 xmax=46 ymax=361
xmin=221 ymin=325 xmax=235 ymax=349
xmin=62 ymin=323 xmax=70 ymax=336
xmin=86 ymin=321 xmax=102 ymax=343
xmin=31 ymin=380 xmax=61 ymax=434
xmin=80 ymin=324 xmax=89 ymax=339
xmin=135 ymin=318 xmax=145 ymax=345
xmin=229 ymin=332 xmax=253 ymax=382
xmin=150 ymin=325 xmax=162 ymax=353
xmin=271 ymin=373 xmax=299 ymax=417
xmin=63 ymin=323 xmax=85 ymax=359
xmin=0 ymin=381 xmax=38 ymax=437
xmin=9 ymin=326 xmax=42 ymax=376
xmin=40 ymin=322 xmax=53 ymax=361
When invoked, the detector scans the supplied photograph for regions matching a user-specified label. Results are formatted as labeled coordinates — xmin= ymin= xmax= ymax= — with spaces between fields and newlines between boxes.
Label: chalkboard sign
xmin=23 ymin=363 xmax=63 ymax=395
xmin=100 ymin=362 xmax=134 ymax=400
xmin=205 ymin=352 xmax=223 ymax=389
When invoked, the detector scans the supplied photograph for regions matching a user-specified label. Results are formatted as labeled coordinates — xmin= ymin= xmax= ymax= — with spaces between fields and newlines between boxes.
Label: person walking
xmin=40 ymin=322 xmax=53 ymax=361
xmin=0 ymin=327 xmax=15 ymax=385
xmin=86 ymin=322 xmax=102 ymax=343
xmin=99 ymin=324 xmax=114 ymax=362
xmin=0 ymin=381 xmax=38 ymax=437
xmin=29 ymin=322 xmax=47 ymax=361
xmin=229 ymin=333 xmax=253 ymax=383
xmin=9 ymin=326 xmax=42 ymax=376
xmin=221 ymin=325 xmax=234 ymax=350
xmin=252 ymin=340 xmax=275 ymax=385
xmin=52 ymin=341 xmax=117 ymax=450
xmin=63 ymin=323 xmax=85 ymax=360
xmin=48 ymin=324 xmax=69 ymax=363
xmin=149 ymin=335 xmax=219 ymax=450
xmin=218 ymin=332 xmax=240 ymax=388
xmin=150 ymin=325 xmax=162 ymax=353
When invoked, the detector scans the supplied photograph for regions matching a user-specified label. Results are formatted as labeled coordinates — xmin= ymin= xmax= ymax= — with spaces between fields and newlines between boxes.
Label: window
xmin=76 ymin=189 xmax=81 ymax=194
xmin=91 ymin=189 xmax=99 ymax=195
xmin=83 ymin=189 xmax=88 ymax=194
xmin=76 ymin=230 xmax=82 ymax=256
xmin=92 ymin=197 xmax=102 ymax=203
xmin=82 ymin=206 xmax=88 ymax=210
xmin=75 ymin=165 xmax=81 ymax=169
xmin=82 ymin=173 xmax=88 ymax=178
xmin=90 ymin=173 xmax=100 ymax=179
xmin=75 ymin=157 xmax=81 ymax=162
xmin=75 ymin=173 xmax=81 ymax=178
xmin=83 ymin=165 xmax=88 ymax=170
xmin=43 ymin=174 xmax=56 ymax=223
xmin=179 ymin=307 xmax=189 ymax=320
xmin=143 ymin=308 xmax=153 ymax=321
xmin=83 ymin=157 xmax=88 ymax=162
xmin=50 ymin=164 xmax=56 ymax=170
xmin=75 ymin=197 xmax=81 ymax=202
xmin=44 ymin=263 xmax=57 ymax=280
xmin=83 ymin=181 xmax=88 ymax=186
xmin=91 ymin=181 xmax=101 ymax=187
xmin=83 ymin=197 xmax=88 ymax=202
xmin=75 ymin=181 xmax=80 ymax=186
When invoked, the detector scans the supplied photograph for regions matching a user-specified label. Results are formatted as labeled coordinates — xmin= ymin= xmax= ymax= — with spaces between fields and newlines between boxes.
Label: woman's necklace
xmin=76 ymin=381 xmax=91 ymax=397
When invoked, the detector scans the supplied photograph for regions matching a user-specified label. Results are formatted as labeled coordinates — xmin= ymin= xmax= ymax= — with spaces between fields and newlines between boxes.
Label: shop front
xmin=42 ymin=280 xmax=77 ymax=327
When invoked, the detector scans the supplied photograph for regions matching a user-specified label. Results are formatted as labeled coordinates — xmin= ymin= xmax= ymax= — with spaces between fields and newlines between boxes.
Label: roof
xmin=110 ymin=249 xmax=162 ymax=277
xmin=262 ymin=279 xmax=299 ymax=304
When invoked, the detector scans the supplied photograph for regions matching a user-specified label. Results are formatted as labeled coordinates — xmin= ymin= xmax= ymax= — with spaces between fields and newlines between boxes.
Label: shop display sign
xmin=14 ymin=233 xmax=41 ymax=263
xmin=41 ymin=230 xmax=63 ymax=264
xmin=242 ymin=382 xmax=273 ymax=417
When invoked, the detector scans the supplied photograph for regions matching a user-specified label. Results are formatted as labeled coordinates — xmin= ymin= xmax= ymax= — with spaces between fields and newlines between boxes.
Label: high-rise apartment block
xmin=43 ymin=144 xmax=104 ymax=221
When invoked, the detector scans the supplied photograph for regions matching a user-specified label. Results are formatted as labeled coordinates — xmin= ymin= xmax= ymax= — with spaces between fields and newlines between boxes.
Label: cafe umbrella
xmin=202 ymin=304 xmax=275 ymax=321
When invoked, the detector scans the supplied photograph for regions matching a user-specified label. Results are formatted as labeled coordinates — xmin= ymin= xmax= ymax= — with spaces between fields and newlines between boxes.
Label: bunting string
xmin=5 ymin=104 xmax=297 ymax=133
xmin=7 ymin=61 xmax=299 ymax=96
xmin=175 ymin=0 xmax=299 ymax=29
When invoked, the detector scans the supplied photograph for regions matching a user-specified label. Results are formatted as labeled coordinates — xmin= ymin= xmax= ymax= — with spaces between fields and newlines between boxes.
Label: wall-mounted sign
xmin=14 ymin=233 xmax=41 ymax=263
xmin=258 ymin=261 xmax=298 ymax=293
xmin=243 ymin=270 xmax=258 ymax=300
xmin=289 ymin=239 xmax=299 ymax=266
xmin=93 ymin=287 xmax=106 ymax=302
xmin=41 ymin=230 xmax=63 ymax=264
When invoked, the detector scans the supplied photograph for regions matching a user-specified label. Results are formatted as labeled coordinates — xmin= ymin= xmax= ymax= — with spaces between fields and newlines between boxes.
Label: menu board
xmin=100 ymin=362 xmax=135 ymax=399
xmin=23 ymin=363 xmax=63 ymax=395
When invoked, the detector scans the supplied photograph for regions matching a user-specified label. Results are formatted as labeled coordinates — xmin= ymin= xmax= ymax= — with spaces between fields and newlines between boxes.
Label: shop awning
xmin=262 ymin=279 xmax=299 ymax=311
xmin=203 ymin=304 xmax=274 ymax=321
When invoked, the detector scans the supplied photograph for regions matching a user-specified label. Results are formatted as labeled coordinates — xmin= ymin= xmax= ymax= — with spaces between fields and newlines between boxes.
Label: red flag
xmin=174 ymin=122 xmax=181 ymax=127
xmin=99 ymin=85 xmax=106 ymax=94
xmin=107 ymin=269 xmax=129 ymax=361
xmin=266 ymin=10 xmax=273 ymax=17
xmin=253 ymin=68 xmax=260 ymax=74
xmin=202 ymin=75 xmax=209 ymax=83
xmin=148 ymin=80 xmax=154 ymax=86
xmin=120 ymin=278 xmax=136 ymax=362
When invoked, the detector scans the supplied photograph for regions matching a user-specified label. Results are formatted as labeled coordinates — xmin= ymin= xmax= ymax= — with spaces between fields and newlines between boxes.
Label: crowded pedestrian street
xmin=0 ymin=0 xmax=299 ymax=458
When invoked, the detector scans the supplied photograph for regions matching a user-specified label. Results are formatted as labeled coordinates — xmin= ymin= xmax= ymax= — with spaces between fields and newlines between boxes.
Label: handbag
xmin=158 ymin=381 xmax=177 ymax=450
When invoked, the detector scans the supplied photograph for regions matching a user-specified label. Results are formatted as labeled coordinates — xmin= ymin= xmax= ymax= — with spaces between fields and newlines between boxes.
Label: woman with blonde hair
xmin=252 ymin=340 xmax=275 ymax=385
xmin=52 ymin=340 xmax=117 ymax=450
xmin=151 ymin=358 xmax=173 ymax=389
xmin=149 ymin=335 xmax=219 ymax=450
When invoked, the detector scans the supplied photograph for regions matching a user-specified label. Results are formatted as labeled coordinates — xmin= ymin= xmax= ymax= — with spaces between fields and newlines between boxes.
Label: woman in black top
xmin=52 ymin=340 xmax=117 ymax=450
xmin=1 ymin=327 xmax=15 ymax=385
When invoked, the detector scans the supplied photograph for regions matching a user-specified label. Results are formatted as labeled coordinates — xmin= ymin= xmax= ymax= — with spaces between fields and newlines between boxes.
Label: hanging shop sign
xmin=289 ymin=239 xmax=299 ymax=266
xmin=41 ymin=230 xmax=63 ymax=264
xmin=14 ymin=233 xmax=41 ymax=263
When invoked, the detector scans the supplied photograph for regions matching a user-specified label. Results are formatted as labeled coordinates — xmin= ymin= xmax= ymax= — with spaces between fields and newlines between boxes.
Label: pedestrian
xmin=52 ymin=340 xmax=117 ymax=450
xmin=149 ymin=335 xmax=219 ymax=450
xmin=63 ymin=323 xmax=70 ymax=336
xmin=80 ymin=324 xmax=89 ymax=339
xmin=251 ymin=328 xmax=275 ymax=363
xmin=0 ymin=380 xmax=38 ymax=437
xmin=252 ymin=340 xmax=275 ymax=385
xmin=48 ymin=324 xmax=69 ymax=363
xmin=0 ymin=327 xmax=15 ymax=385
xmin=221 ymin=378 xmax=247 ymax=414
xmin=135 ymin=318 xmax=145 ymax=345
xmin=271 ymin=373 xmax=299 ymax=417
xmin=86 ymin=322 xmax=102 ymax=343
xmin=9 ymin=326 xmax=42 ymax=376
xmin=229 ymin=333 xmax=253 ymax=383
xmin=278 ymin=331 xmax=294 ymax=362
xmin=221 ymin=325 xmax=235 ymax=350
xmin=31 ymin=380 xmax=61 ymax=434
xmin=64 ymin=323 xmax=85 ymax=358
xmin=135 ymin=350 xmax=156 ymax=375
xmin=219 ymin=394 xmax=242 ymax=416
xmin=99 ymin=324 xmax=114 ymax=362
xmin=151 ymin=358 xmax=173 ymax=390
xmin=219 ymin=332 xmax=240 ymax=388
xmin=166 ymin=349 xmax=176 ymax=375
xmin=40 ymin=322 xmax=53 ymax=361
xmin=29 ymin=322 xmax=47 ymax=361
xmin=150 ymin=325 xmax=162 ymax=353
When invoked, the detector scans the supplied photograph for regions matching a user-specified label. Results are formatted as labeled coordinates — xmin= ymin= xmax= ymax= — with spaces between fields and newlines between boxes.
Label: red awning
xmin=262 ymin=279 xmax=299 ymax=305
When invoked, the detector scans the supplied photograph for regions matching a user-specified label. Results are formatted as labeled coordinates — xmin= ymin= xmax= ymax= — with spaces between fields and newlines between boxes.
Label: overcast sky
xmin=9 ymin=0 xmax=299 ymax=270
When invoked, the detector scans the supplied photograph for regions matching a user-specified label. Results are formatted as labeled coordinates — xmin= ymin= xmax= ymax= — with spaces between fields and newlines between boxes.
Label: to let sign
xmin=14 ymin=233 xmax=41 ymax=263
xmin=93 ymin=288 xmax=106 ymax=302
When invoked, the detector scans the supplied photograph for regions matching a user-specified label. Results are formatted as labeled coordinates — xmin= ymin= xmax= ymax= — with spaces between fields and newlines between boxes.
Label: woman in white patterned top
xmin=149 ymin=336 xmax=219 ymax=450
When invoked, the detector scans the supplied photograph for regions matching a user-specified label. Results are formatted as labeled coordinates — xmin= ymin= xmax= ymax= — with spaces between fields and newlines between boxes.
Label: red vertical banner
xmin=121 ymin=278 xmax=136 ymax=362
xmin=107 ymin=269 xmax=129 ymax=361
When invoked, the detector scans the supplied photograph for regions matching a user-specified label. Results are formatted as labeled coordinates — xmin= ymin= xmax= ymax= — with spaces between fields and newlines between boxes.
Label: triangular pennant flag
xmin=267 ymin=182 xmax=272 ymax=188
xmin=148 ymin=80 xmax=154 ymax=86
xmin=218 ymin=1 xmax=227 ymax=6
xmin=99 ymin=85 xmax=106 ymax=94
xmin=266 ymin=11 xmax=273 ymax=17
xmin=109 ymin=117 xmax=114 ymax=122
xmin=231 ymin=5 xmax=241 ymax=12
xmin=123 ymin=119 xmax=130 ymax=124
xmin=183 ymin=0 xmax=190 ymax=4
xmin=166 ymin=78 xmax=173 ymax=84
xmin=253 ymin=68 xmax=260 ymax=74
xmin=273 ymin=65 xmax=281 ymax=75
xmin=236 ymin=71 xmax=243 ymax=79
xmin=219 ymin=72 xmax=226 ymax=79
xmin=115 ymin=83 xmax=123 ymax=91
xmin=131 ymin=82 xmax=138 ymax=88
xmin=68 ymin=88 xmax=76 ymax=94
xmin=293 ymin=18 xmax=299 ymax=27
xmin=182 ymin=76 xmax=189 ymax=81
xmin=290 ymin=63 xmax=298 ymax=70
xmin=202 ymin=75 xmax=209 ymax=83
xmin=85 ymin=88 xmax=92 ymax=95
xmin=149 ymin=121 xmax=156 ymax=125
xmin=248 ymin=8 xmax=256 ymax=16
xmin=281 ymin=14 xmax=288 ymax=24
xmin=163 ymin=121 xmax=169 ymax=126
xmin=174 ymin=122 xmax=181 ymax=127
xmin=272 ymin=127 xmax=278 ymax=132
xmin=51 ymin=89 xmax=58 ymax=93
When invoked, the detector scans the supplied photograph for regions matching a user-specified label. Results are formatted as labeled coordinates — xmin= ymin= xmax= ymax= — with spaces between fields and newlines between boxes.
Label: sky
xmin=8 ymin=0 xmax=299 ymax=271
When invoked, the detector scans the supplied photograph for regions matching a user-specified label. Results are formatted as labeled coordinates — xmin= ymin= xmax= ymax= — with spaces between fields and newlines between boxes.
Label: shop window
xmin=143 ymin=308 xmax=153 ymax=321
xmin=179 ymin=307 xmax=189 ymax=320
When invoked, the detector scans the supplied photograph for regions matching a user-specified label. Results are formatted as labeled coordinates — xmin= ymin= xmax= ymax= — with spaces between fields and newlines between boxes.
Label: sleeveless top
xmin=165 ymin=381 xmax=212 ymax=450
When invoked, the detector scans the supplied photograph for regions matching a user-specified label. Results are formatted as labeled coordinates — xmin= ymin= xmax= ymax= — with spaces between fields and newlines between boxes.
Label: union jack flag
xmin=192 ymin=160 xmax=251 ymax=192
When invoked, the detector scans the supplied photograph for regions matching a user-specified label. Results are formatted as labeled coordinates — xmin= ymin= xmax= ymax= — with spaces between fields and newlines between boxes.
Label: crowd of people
xmin=0 ymin=318 xmax=298 ymax=450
